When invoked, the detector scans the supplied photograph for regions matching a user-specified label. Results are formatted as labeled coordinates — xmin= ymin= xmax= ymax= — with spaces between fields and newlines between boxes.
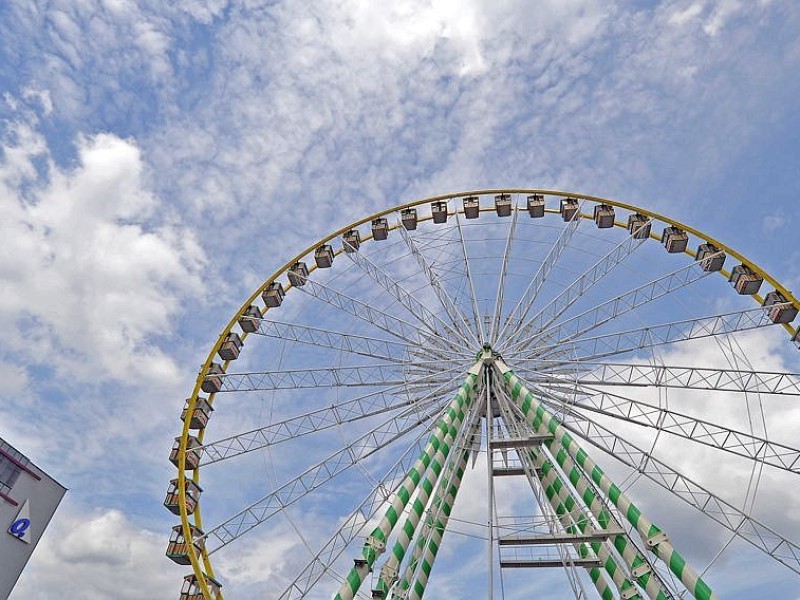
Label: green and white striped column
xmin=394 ymin=442 xmax=471 ymax=599
xmin=522 ymin=448 xmax=618 ymax=600
xmin=372 ymin=418 xmax=460 ymax=596
xmin=541 ymin=444 xmax=670 ymax=600
xmin=335 ymin=362 xmax=482 ymax=600
xmin=398 ymin=451 xmax=470 ymax=599
xmin=497 ymin=360 xmax=717 ymax=600
xmin=529 ymin=448 xmax=645 ymax=600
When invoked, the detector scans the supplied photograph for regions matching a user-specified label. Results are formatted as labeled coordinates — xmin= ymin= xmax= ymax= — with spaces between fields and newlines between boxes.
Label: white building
xmin=0 ymin=436 xmax=66 ymax=598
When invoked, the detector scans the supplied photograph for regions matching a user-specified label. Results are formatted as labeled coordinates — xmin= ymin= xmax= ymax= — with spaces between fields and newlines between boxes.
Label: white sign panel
xmin=7 ymin=499 xmax=31 ymax=544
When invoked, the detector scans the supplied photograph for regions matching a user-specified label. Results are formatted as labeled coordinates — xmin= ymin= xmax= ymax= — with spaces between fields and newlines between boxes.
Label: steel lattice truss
xmin=549 ymin=402 xmax=800 ymax=575
xmin=527 ymin=362 xmax=800 ymax=395
xmin=251 ymin=319 xmax=412 ymax=362
xmin=202 ymin=399 xmax=449 ymax=552
xmin=521 ymin=305 xmax=784 ymax=363
xmin=169 ymin=192 xmax=800 ymax=600
xmin=550 ymin=383 xmax=800 ymax=475
xmin=197 ymin=371 xmax=464 ymax=465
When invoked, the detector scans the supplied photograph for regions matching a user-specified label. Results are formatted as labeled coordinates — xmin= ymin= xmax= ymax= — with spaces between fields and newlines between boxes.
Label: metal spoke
xmin=198 ymin=368 xmax=463 ymax=465
xmin=249 ymin=319 xmax=415 ymax=363
xmin=343 ymin=237 xmax=474 ymax=347
xmin=504 ymin=255 xmax=716 ymax=356
xmin=397 ymin=223 xmax=479 ymax=346
xmin=278 ymin=425 xmax=436 ymax=600
xmin=543 ymin=382 xmax=800 ymax=476
xmin=203 ymin=400 xmax=448 ymax=553
xmin=295 ymin=274 xmax=464 ymax=359
xmin=527 ymin=305 xmax=781 ymax=364
xmin=504 ymin=227 xmax=647 ymax=349
xmin=215 ymin=362 xmax=463 ymax=392
xmin=530 ymin=362 xmax=800 ymax=396
xmin=489 ymin=204 xmax=520 ymax=344
xmin=453 ymin=208 xmax=486 ymax=343
xmin=540 ymin=393 xmax=800 ymax=575
xmin=496 ymin=202 xmax=583 ymax=345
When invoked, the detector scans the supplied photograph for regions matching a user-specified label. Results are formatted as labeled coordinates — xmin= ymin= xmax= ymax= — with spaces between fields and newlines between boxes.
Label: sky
xmin=1 ymin=0 xmax=800 ymax=598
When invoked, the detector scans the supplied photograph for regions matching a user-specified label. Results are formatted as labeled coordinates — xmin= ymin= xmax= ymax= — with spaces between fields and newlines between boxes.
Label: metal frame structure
xmin=167 ymin=190 xmax=800 ymax=599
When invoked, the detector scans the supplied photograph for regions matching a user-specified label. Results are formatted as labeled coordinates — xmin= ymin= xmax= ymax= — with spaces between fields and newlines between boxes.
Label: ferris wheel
xmin=165 ymin=190 xmax=800 ymax=600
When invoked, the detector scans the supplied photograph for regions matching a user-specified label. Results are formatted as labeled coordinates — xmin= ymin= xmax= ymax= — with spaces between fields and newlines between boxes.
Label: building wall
xmin=0 ymin=441 xmax=66 ymax=598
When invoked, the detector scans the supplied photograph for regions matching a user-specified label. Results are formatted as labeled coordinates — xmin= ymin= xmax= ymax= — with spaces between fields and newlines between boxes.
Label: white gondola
xmin=180 ymin=574 xmax=222 ymax=600
xmin=593 ymin=204 xmax=615 ymax=228
xmin=166 ymin=525 xmax=205 ymax=565
xmin=627 ymin=213 xmax=651 ymax=239
xmin=181 ymin=397 xmax=213 ymax=430
xmin=315 ymin=244 xmax=334 ymax=268
xmin=343 ymin=229 xmax=361 ymax=252
xmin=201 ymin=362 xmax=225 ymax=393
xmin=463 ymin=196 xmax=480 ymax=219
xmin=401 ymin=208 xmax=418 ymax=230
xmin=527 ymin=194 xmax=545 ymax=218
xmin=764 ymin=291 xmax=798 ymax=324
xmin=372 ymin=217 xmax=389 ymax=240
xmin=169 ymin=436 xmax=203 ymax=470
xmin=287 ymin=261 xmax=309 ymax=287
xmin=164 ymin=478 xmax=202 ymax=515
xmin=218 ymin=332 xmax=243 ymax=361
xmin=560 ymin=198 xmax=579 ymax=221
xmin=431 ymin=201 xmax=448 ymax=224
xmin=729 ymin=264 xmax=763 ymax=295
xmin=238 ymin=304 xmax=262 ymax=333
xmin=495 ymin=194 xmax=512 ymax=217
xmin=661 ymin=226 xmax=689 ymax=253
xmin=696 ymin=243 xmax=726 ymax=272
xmin=262 ymin=281 xmax=285 ymax=307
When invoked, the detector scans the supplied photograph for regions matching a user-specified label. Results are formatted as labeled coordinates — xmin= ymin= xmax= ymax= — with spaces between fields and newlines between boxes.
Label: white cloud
xmin=0 ymin=102 xmax=206 ymax=521
xmin=0 ymin=111 xmax=205 ymax=385
xmin=762 ymin=214 xmax=784 ymax=233
xmin=11 ymin=506 xmax=178 ymax=599
xmin=169 ymin=0 xmax=230 ymax=24
xmin=668 ymin=1 xmax=705 ymax=26
xmin=704 ymin=0 xmax=745 ymax=36
xmin=334 ymin=0 xmax=488 ymax=75
xmin=215 ymin=527 xmax=300 ymax=585
xmin=21 ymin=87 xmax=54 ymax=117
xmin=8 ymin=0 xmax=798 ymax=279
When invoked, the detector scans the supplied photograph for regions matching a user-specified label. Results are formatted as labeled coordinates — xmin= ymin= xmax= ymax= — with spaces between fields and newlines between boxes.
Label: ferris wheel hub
xmin=478 ymin=343 xmax=502 ymax=363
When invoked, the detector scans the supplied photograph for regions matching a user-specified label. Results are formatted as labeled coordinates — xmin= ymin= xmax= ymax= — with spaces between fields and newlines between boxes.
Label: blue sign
xmin=7 ymin=499 xmax=31 ymax=544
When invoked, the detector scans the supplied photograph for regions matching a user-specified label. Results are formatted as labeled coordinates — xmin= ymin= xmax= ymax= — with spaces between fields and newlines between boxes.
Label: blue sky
xmin=1 ymin=0 xmax=800 ymax=598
